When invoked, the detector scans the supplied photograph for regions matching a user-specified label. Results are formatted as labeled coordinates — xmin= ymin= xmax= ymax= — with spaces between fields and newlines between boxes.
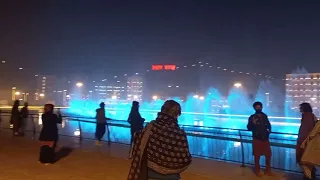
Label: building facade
xmin=285 ymin=73 xmax=320 ymax=113
xmin=35 ymin=75 xmax=57 ymax=104
xmin=127 ymin=75 xmax=143 ymax=101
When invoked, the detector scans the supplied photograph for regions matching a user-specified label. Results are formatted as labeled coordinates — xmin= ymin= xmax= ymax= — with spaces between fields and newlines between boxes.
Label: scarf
xmin=300 ymin=116 xmax=319 ymax=179
xmin=127 ymin=113 xmax=192 ymax=180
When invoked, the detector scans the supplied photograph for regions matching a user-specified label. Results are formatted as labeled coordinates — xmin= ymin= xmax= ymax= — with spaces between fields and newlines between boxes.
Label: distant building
xmin=127 ymin=76 xmax=143 ymax=101
xmin=285 ymin=73 xmax=320 ymax=113
xmin=94 ymin=84 xmax=107 ymax=101
xmin=35 ymin=75 xmax=57 ymax=104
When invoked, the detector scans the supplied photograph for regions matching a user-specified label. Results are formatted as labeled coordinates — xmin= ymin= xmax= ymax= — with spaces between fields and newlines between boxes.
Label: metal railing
xmin=0 ymin=112 xmax=309 ymax=175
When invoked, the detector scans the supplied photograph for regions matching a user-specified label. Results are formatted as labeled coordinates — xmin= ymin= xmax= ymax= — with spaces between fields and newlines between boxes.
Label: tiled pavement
xmin=0 ymin=130 xmax=304 ymax=180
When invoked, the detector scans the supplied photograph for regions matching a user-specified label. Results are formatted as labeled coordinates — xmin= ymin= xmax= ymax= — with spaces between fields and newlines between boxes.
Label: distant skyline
xmin=1 ymin=1 xmax=320 ymax=87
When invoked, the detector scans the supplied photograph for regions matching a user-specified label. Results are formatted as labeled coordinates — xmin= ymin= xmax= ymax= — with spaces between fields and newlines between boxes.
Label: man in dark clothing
xmin=247 ymin=102 xmax=273 ymax=177
xmin=20 ymin=102 xmax=29 ymax=135
xmin=95 ymin=102 xmax=110 ymax=146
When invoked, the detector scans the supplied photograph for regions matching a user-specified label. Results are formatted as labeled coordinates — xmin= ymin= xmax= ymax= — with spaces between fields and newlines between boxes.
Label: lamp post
xmin=152 ymin=95 xmax=158 ymax=100
xmin=76 ymin=82 xmax=83 ymax=87
xmin=234 ymin=83 xmax=242 ymax=88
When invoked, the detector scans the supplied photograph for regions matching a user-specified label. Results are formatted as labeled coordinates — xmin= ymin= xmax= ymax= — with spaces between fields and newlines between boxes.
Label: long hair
xmin=300 ymin=103 xmax=313 ymax=113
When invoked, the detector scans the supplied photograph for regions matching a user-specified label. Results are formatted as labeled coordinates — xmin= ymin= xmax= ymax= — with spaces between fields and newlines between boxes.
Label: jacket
xmin=247 ymin=112 xmax=271 ymax=141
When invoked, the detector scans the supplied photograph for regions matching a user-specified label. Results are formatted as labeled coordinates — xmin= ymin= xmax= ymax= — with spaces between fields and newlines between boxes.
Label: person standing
xmin=20 ymin=102 xmax=29 ymax=136
xmin=127 ymin=101 xmax=145 ymax=158
xmin=247 ymin=101 xmax=273 ymax=177
xmin=95 ymin=102 xmax=110 ymax=145
xmin=128 ymin=100 xmax=192 ymax=180
xmin=11 ymin=100 xmax=20 ymax=136
xmin=39 ymin=104 xmax=62 ymax=164
xmin=296 ymin=103 xmax=317 ymax=180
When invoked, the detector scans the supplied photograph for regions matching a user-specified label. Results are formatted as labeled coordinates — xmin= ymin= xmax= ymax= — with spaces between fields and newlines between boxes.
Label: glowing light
xmin=18 ymin=67 xmax=23 ymax=70
xmin=1 ymin=61 xmax=5 ymax=63
xmin=10 ymin=124 xmax=13 ymax=129
xmin=311 ymin=97 xmax=317 ymax=101
xmin=111 ymin=95 xmax=117 ymax=100
xmin=152 ymin=95 xmax=158 ymax=100
xmin=133 ymin=95 xmax=138 ymax=99
xmin=234 ymin=83 xmax=242 ymax=88
xmin=193 ymin=95 xmax=199 ymax=99
xmin=39 ymin=93 xmax=45 ymax=97
xmin=76 ymin=82 xmax=83 ymax=87
xmin=234 ymin=142 xmax=241 ymax=148
xmin=15 ymin=92 xmax=21 ymax=95
xmin=74 ymin=129 xmax=81 ymax=136
xmin=199 ymin=96 xmax=205 ymax=100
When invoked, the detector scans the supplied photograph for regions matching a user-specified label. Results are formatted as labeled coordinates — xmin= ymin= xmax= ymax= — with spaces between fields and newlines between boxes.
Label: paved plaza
xmin=0 ymin=130 xmax=304 ymax=180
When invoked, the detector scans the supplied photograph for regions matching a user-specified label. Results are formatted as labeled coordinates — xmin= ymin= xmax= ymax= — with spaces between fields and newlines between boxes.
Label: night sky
xmin=1 ymin=1 xmax=320 ymax=87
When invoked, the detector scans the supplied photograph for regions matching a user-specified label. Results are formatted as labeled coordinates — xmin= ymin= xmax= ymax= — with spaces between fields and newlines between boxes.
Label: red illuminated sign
xmin=152 ymin=64 xmax=176 ymax=71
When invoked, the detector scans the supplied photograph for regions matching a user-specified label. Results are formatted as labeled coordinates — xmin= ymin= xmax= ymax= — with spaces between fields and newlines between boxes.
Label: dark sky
xmin=1 ymin=0 xmax=320 ymax=79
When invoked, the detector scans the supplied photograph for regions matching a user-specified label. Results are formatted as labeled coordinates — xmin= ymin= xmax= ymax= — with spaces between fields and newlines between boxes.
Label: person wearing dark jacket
xmin=11 ymin=100 xmax=20 ymax=136
xmin=247 ymin=102 xmax=273 ymax=177
xmin=95 ymin=102 xmax=110 ymax=146
xmin=127 ymin=101 xmax=145 ymax=158
xmin=20 ymin=102 xmax=29 ymax=135
xmin=39 ymin=104 xmax=62 ymax=164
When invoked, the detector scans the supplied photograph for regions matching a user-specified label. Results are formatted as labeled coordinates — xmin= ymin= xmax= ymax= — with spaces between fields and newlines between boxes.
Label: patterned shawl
xmin=128 ymin=113 xmax=192 ymax=180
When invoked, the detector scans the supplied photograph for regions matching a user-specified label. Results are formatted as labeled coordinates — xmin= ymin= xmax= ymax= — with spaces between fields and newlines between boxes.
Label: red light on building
xmin=164 ymin=64 xmax=176 ymax=70
xmin=152 ymin=65 xmax=163 ymax=71
xmin=152 ymin=64 xmax=176 ymax=71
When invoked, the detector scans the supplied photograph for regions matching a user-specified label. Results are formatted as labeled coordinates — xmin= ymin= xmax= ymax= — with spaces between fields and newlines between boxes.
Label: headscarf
xmin=128 ymin=100 xmax=191 ymax=180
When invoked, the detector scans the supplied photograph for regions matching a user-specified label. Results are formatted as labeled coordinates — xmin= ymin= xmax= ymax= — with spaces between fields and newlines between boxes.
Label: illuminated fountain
xmin=67 ymin=80 xmax=301 ymax=133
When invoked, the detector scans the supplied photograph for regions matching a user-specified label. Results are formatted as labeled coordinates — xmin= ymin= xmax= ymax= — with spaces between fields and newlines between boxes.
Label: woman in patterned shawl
xmin=128 ymin=100 xmax=192 ymax=180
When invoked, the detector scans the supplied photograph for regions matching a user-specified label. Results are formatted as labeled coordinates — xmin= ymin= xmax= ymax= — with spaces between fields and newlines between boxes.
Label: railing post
xmin=238 ymin=130 xmax=246 ymax=167
xmin=78 ymin=117 xmax=83 ymax=143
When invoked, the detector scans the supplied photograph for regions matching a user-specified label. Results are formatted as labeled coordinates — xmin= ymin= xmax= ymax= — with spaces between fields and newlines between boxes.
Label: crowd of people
xmin=4 ymin=99 xmax=320 ymax=179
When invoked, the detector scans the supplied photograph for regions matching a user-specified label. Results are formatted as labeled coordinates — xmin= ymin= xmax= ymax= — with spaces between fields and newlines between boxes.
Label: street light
xmin=152 ymin=95 xmax=158 ymax=100
xmin=234 ymin=83 xmax=242 ymax=88
xmin=76 ymin=82 xmax=83 ymax=87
